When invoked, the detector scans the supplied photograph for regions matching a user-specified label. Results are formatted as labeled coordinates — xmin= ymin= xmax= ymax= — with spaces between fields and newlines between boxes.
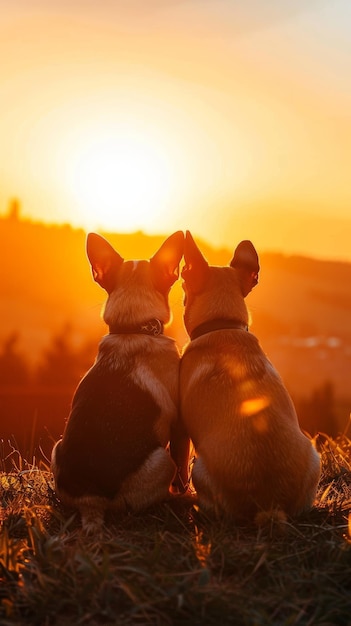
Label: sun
xmin=64 ymin=128 xmax=176 ymax=232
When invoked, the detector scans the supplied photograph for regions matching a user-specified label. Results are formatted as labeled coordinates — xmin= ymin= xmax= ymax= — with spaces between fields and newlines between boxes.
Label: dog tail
xmin=254 ymin=508 xmax=288 ymax=534
xmin=80 ymin=503 xmax=105 ymax=536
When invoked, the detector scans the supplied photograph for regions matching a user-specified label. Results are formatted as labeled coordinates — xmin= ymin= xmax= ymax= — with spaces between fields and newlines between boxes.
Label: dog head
xmin=86 ymin=231 xmax=184 ymax=329
xmin=181 ymin=230 xmax=259 ymax=337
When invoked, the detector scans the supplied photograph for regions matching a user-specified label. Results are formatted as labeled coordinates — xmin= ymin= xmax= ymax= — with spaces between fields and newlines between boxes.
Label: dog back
xmin=180 ymin=231 xmax=320 ymax=519
xmin=53 ymin=231 xmax=184 ymax=503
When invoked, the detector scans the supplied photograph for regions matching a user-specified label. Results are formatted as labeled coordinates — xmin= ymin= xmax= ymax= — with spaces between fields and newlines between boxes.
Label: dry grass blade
xmin=1 ymin=436 xmax=351 ymax=625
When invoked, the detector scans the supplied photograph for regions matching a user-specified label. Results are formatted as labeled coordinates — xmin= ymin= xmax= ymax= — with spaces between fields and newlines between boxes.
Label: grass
xmin=1 ymin=434 xmax=351 ymax=626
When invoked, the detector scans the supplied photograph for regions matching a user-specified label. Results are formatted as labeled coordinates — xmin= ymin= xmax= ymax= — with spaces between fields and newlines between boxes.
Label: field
xmin=1 ymin=434 xmax=351 ymax=626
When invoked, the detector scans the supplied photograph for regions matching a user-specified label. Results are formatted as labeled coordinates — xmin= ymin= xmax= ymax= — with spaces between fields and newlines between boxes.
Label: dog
xmin=179 ymin=230 xmax=320 ymax=522
xmin=51 ymin=231 xmax=189 ymax=533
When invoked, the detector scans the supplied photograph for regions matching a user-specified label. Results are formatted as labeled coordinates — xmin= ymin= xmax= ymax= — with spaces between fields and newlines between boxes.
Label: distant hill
xmin=1 ymin=213 xmax=350 ymax=436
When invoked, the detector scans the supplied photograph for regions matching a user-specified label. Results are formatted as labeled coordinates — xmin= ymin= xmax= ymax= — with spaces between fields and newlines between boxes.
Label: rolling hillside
xmin=0 ymin=214 xmax=350 ymax=455
xmin=1 ymin=214 xmax=351 ymax=389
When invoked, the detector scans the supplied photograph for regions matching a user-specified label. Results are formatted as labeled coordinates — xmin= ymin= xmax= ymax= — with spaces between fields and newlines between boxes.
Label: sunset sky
xmin=1 ymin=0 xmax=350 ymax=261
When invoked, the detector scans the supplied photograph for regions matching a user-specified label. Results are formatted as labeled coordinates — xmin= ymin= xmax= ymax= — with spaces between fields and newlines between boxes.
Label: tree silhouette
xmin=298 ymin=380 xmax=338 ymax=437
xmin=35 ymin=324 xmax=95 ymax=387
xmin=7 ymin=197 xmax=21 ymax=221
xmin=0 ymin=333 xmax=30 ymax=386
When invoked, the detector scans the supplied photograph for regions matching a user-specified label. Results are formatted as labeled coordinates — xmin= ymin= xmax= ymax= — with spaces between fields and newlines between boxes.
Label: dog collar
xmin=109 ymin=318 xmax=164 ymax=337
xmin=190 ymin=318 xmax=248 ymax=341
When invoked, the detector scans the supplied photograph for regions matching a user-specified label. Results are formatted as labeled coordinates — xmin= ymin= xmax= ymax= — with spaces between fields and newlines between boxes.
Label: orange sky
xmin=1 ymin=0 xmax=350 ymax=261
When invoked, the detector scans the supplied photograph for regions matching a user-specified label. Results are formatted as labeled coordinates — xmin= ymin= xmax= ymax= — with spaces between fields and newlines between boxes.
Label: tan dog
xmin=180 ymin=231 xmax=320 ymax=521
xmin=51 ymin=231 xmax=188 ymax=533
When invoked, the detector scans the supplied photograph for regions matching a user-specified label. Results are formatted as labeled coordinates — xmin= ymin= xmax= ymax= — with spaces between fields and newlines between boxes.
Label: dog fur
xmin=51 ymin=231 xmax=188 ymax=533
xmin=179 ymin=230 xmax=320 ymax=521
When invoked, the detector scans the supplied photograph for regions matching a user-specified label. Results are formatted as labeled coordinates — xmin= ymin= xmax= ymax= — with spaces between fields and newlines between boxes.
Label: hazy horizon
xmin=2 ymin=199 xmax=351 ymax=265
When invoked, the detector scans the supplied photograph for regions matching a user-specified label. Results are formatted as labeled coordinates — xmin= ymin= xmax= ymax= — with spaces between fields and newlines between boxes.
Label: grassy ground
xmin=1 ymin=434 xmax=351 ymax=626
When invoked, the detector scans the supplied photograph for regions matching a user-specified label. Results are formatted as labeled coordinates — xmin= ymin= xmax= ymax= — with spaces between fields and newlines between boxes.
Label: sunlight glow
xmin=240 ymin=396 xmax=270 ymax=417
xmin=64 ymin=129 xmax=175 ymax=232
xmin=193 ymin=527 xmax=212 ymax=569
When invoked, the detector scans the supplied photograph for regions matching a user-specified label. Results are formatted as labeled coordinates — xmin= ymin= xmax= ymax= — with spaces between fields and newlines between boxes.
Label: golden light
xmin=240 ymin=396 xmax=270 ymax=417
xmin=240 ymin=397 xmax=271 ymax=433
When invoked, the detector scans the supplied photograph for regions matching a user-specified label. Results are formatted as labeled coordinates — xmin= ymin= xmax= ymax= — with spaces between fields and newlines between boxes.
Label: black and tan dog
xmin=51 ymin=231 xmax=188 ymax=533
xmin=180 ymin=231 xmax=320 ymax=522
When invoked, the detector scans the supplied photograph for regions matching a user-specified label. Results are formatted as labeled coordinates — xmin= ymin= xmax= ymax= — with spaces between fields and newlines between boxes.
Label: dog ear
xmin=230 ymin=240 xmax=260 ymax=296
xmin=181 ymin=230 xmax=209 ymax=292
xmin=150 ymin=231 xmax=184 ymax=293
xmin=86 ymin=233 xmax=124 ymax=293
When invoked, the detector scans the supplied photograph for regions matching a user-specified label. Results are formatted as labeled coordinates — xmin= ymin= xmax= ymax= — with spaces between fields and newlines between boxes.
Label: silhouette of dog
xmin=180 ymin=230 xmax=320 ymax=522
xmin=51 ymin=231 xmax=188 ymax=533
